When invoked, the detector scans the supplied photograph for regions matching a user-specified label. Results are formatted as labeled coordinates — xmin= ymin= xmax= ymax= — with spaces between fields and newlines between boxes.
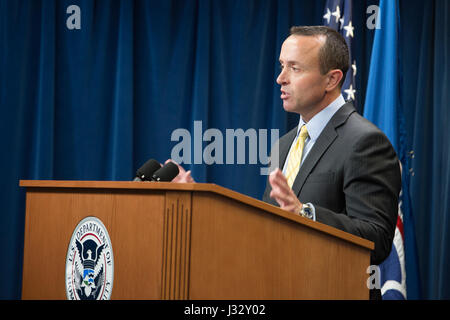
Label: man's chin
xmin=282 ymin=101 xmax=298 ymax=113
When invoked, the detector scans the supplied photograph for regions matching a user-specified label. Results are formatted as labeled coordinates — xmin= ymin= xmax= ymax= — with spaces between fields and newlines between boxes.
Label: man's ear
xmin=325 ymin=69 xmax=344 ymax=91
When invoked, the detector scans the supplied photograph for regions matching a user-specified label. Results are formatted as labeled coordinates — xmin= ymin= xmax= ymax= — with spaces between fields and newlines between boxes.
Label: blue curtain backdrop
xmin=400 ymin=0 xmax=450 ymax=299
xmin=0 ymin=0 xmax=448 ymax=299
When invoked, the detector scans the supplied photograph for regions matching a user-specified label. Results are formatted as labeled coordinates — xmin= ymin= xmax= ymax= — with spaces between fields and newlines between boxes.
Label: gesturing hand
xmin=268 ymin=168 xmax=303 ymax=215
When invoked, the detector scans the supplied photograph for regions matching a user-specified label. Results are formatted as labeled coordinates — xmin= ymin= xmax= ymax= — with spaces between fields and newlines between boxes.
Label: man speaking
xmin=263 ymin=25 xmax=401 ymax=269
xmin=170 ymin=25 xmax=401 ymax=282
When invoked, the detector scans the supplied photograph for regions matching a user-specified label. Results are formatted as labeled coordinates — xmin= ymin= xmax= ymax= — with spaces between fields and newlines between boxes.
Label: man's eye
xmin=291 ymin=66 xmax=300 ymax=72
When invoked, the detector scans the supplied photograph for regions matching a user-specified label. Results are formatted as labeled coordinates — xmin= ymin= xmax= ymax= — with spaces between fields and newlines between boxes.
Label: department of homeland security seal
xmin=65 ymin=217 xmax=114 ymax=300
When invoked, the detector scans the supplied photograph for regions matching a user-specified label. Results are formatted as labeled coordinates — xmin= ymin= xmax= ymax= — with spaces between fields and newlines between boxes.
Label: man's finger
xmin=269 ymin=169 xmax=291 ymax=194
xmin=269 ymin=183 xmax=294 ymax=207
xmin=270 ymin=189 xmax=286 ymax=207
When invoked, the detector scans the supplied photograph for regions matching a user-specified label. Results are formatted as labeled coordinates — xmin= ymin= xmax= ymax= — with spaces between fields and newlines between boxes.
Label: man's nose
xmin=276 ymin=69 xmax=288 ymax=85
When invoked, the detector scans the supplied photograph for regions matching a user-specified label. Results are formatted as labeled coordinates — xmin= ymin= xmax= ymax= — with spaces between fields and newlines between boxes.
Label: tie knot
xmin=299 ymin=125 xmax=308 ymax=139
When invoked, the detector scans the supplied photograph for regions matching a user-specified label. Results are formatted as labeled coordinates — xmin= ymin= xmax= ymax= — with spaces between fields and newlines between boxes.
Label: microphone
xmin=133 ymin=159 xmax=162 ymax=181
xmin=151 ymin=161 xmax=179 ymax=182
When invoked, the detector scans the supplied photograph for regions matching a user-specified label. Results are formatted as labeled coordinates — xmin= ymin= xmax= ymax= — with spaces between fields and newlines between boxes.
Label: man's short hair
xmin=289 ymin=26 xmax=349 ymax=88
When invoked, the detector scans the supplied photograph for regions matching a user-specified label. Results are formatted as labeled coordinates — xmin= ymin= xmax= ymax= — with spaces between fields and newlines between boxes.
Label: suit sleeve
xmin=314 ymin=131 xmax=401 ymax=265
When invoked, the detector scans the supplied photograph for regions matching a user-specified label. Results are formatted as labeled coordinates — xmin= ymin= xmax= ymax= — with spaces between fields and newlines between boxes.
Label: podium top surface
xmin=20 ymin=180 xmax=374 ymax=250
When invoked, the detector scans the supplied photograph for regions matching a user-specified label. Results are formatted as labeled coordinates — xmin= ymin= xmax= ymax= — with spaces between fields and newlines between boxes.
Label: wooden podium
xmin=20 ymin=180 xmax=373 ymax=300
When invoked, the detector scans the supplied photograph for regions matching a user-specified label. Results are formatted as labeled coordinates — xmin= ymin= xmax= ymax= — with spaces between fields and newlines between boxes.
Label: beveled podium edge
xmin=19 ymin=180 xmax=374 ymax=250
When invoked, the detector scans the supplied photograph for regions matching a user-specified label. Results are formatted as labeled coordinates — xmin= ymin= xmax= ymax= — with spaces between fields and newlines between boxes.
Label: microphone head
xmin=152 ymin=161 xmax=179 ymax=182
xmin=135 ymin=159 xmax=162 ymax=181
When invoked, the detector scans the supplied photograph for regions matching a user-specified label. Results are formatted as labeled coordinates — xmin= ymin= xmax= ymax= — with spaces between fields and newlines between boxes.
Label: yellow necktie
xmin=285 ymin=125 xmax=309 ymax=188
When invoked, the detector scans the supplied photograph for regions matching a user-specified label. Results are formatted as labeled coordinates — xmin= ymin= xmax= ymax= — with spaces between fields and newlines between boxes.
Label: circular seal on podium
xmin=65 ymin=217 xmax=114 ymax=300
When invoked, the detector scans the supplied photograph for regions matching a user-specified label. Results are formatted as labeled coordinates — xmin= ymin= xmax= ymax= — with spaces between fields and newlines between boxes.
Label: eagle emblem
xmin=65 ymin=217 xmax=114 ymax=300
xmin=73 ymin=239 xmax=105 ymax=299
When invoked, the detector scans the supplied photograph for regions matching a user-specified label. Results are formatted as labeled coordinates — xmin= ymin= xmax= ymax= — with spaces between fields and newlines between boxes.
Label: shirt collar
xmin=297 ymin=94 xmax=346 ymax=141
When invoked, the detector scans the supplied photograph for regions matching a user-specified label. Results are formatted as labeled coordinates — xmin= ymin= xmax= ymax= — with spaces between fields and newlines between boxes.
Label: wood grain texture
xmin=22 ymin=188 xmax=166 ymax=299
xmin=21 ymin=181 xmax=372 ymax=300
xmin=188 ymin=192 xmax=370 ymax=299
xmin=19 ymin=180 xmax=374 ymax=250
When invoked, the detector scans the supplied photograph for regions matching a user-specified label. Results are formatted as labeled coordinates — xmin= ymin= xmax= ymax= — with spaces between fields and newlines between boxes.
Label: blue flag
xmin=363 ymin=0 xmax=420 ymax=300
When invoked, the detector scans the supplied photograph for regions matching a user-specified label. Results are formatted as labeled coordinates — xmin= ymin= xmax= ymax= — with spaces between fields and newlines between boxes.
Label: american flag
xmin=362 ymin=0 xmax=408 ymax=300
xmin=379 ymin=188 xmax=407 ymax=299
xmin=325 ymin=0 xmax=407 ymax=300
xmin=322 ymin=0 xmax=357 ymax=105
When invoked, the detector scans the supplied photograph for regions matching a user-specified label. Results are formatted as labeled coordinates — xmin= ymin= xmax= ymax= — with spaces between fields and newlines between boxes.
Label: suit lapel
xmin=291 ymin=102 xmax=356 ymax=197
xmin=291 ymin=125 xmax=337 ymax=196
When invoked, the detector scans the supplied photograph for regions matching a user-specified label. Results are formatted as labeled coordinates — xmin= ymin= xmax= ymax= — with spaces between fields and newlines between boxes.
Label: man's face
xmin=277 ymin=35 xmax=329 ymax=116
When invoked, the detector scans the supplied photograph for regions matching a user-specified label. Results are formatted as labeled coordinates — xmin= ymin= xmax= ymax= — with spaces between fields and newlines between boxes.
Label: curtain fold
xmin=403 ymin=0 xmax=450 ymax=299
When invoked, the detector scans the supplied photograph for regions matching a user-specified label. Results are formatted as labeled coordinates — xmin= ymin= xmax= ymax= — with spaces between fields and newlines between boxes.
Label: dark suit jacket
xmin=262 ymin=102 xmax=401 ymax=265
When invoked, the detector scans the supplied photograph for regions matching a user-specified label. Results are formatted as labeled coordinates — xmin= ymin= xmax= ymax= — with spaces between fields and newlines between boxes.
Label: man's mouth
xmin=280 ymin=89 xmax=290 ymax=100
